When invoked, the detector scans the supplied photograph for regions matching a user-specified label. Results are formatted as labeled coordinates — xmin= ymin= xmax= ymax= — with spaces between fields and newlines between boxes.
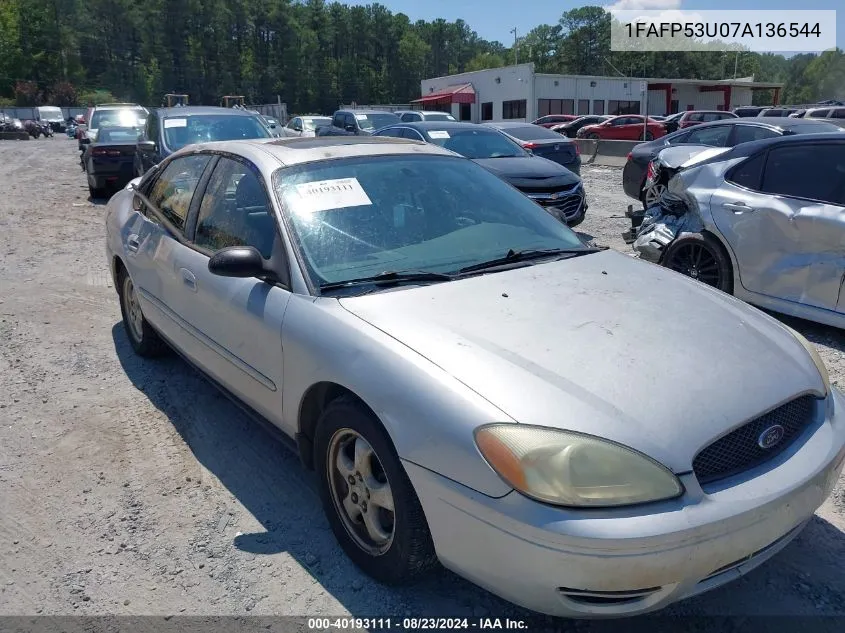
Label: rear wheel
xmin=642 ymin=181 xmax=667 ymax=209
xmin=117 ymin=268 xmax=168 ymax=357
xmin=315 ymin=396 xmax=437 ymax=585
xmin=661 ymin=233 xmax=733 ymax=294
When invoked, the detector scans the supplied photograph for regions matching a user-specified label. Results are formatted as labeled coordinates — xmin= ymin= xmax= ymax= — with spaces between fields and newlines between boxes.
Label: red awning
xmin=413 ymin=83 xmax=475 ymax=104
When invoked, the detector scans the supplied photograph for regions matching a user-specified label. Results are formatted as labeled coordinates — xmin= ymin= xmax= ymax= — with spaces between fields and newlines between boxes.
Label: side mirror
xmin=208 ymin=246 xmax=267 ymax=278
xmin=293 ymin=125 xmax=302 ymax=132
xmin=138 ymin=139 xmax=156 ymax=153
xmin=344 ymin=124 xmax=357 ymax=132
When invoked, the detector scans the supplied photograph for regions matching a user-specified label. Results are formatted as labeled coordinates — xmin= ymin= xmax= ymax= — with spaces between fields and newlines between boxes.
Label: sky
xmin=345 ymin=0 xmax=843 ymax=50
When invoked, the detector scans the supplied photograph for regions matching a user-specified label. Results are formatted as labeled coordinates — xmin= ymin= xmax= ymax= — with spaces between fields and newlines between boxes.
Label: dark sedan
xmin=482 ymin=121 xmax=581 ymax=175
xmin=372 ymin=121 xmax=588 ymax=227
xmin=550 ymin=115 xmax=611 ymax=138
xmin=622 ymin=117 xmax=845 ymax=208
xmin=135 ymin=106 xmax=272 ymax=177
xmin=83 ymin=126 xmax=142 ymax=198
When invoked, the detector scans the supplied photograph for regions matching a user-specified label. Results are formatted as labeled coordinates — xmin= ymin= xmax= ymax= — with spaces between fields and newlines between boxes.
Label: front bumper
xmin=405 ymin=389 xmax=845 ymax=618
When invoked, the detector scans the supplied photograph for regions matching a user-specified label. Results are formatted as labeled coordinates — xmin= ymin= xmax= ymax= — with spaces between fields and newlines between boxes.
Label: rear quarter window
xmin=726 ymin=152 xmax=765 ymax=190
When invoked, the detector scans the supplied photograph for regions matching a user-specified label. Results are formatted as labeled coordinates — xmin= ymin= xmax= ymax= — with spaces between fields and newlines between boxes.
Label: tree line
xmin=1 ymin=1 xmax=843 ymax=113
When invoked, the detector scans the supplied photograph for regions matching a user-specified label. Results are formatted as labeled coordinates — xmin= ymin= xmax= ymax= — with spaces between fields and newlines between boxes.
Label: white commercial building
xmin=416 ymin=63 xmax=783 ymax=123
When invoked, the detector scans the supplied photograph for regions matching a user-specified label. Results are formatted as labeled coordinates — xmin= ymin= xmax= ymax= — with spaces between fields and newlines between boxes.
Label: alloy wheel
xmin=122 ymin=275 xmax=144 ymax=343
xmin=643 ymin=183 xmax=667 ymax=208
xmin=666 ymin=242 xmax=722 ymax=287
xmin=327 ymin=429 xmax=395 ymax=556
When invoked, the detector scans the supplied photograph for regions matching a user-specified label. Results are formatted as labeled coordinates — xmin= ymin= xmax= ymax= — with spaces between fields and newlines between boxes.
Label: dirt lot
xmin=1 ymin=138 xmax=845 ymax=622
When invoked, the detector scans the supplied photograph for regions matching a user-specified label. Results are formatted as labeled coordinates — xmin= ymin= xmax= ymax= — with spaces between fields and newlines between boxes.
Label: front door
xmin=710 ymin=141 xmax=845 ymax=312
xmin=170 ymin=155 xmax=290 ymax=420
xmin=126 ymin=154 xmax=214 ymax=344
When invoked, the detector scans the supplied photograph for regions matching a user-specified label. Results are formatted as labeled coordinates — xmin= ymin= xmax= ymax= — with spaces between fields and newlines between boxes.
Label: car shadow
xmin=771 ymin=312 xmax=845 ymax=358
xmin=110 ymin=322 xmax=845 ymax=624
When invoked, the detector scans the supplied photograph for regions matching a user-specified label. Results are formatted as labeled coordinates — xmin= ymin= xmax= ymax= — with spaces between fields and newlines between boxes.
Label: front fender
xmin=281 ymin=295 xmax=515 ymax=498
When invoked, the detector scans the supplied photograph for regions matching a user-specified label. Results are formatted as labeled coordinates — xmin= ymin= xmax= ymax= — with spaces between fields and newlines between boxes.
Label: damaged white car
xmin=624 ymin=132 xmax=845 ymax=329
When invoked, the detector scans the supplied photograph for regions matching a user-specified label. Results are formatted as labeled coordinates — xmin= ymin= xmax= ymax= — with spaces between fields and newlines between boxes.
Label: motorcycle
xmin=39 ymin=120 xmax=54 ymax=137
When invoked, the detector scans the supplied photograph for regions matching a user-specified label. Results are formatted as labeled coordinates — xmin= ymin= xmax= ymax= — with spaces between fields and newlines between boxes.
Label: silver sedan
xmin=105 ymin=137 xmax=845 ymax=618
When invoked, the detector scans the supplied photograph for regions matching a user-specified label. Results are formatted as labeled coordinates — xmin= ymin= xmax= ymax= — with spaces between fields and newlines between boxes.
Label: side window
xmin=667 ymin=131 xmax=691 ymax=144
xmin=727 ymin=153 xmax=765 ymax=190
xmin=194 ymin=157 xmax=276 ymax=259
xmin=730 ymin=125 xmax=779 ymax=145
xmin=401 ymin=128 xmax=425 ymax=141
xmin=145 ymin=113 xmax=159 ymax=142
xmin=685 ymin=125 xmax=731 ymax=146
xmin=344 ymin=113 xmax=357 ymax=129
xmin=831 ymin=109 xmax=845 ymax=119
xmin=147 ymin=155 xmax=212 ymax=232
xmin=687 ymin=113 xmax=704 ymax=122
xmin=400 ymin=113 xmax=414 ymax=122
xmin=761 ymin=144 xmax=845 ymax=205
xmin=376 ymin=127 xmax=404 ymax=138
xmin=332 ymin=113 xmax=344 ymax=128
xmin=701 ymin=113 xmax=722 ymax=122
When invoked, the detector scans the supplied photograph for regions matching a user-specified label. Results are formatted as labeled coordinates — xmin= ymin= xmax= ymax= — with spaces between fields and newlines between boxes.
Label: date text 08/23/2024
xmin=307 ymin=618 xmax=529 ymax=630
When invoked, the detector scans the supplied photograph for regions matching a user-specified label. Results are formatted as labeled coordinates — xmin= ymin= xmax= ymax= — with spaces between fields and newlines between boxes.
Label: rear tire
xmin=661 ymin=233 xmax=733 ymax=294
xmin=314 ymin=395 xmax=438 ymax=585
xmin=117 ymin=268 xmax=169 ymax=357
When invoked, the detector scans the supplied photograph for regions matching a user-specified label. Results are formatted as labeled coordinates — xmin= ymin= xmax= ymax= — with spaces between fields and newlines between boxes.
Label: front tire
xmin=314 ymin=396 xmax=437 ymax=585
xmin=117 ymin=268 xmax=168 ymax=357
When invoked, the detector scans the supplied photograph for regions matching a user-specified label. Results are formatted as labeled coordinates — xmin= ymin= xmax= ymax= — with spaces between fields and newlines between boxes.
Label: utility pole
xmin=511 ymin=28 xmax=518 ymax=65
xmin=734 ymin=51 xmax=739 ymax=79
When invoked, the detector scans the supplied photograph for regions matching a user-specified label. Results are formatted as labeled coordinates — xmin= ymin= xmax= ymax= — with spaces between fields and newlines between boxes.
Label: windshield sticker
xmin=164 ymin=118 xmax=187 ymax=128
xmin=354 ymin=114 xmax=368 ymax=121
xmin=428 ymin=130 xmax=450 ymax=139
xmin=291 ymin=178 xmax=372 ymax=213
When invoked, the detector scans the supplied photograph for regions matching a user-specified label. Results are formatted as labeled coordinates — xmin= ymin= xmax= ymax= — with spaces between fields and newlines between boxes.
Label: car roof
xmin=156 ymin=106 xmax=259 ymax=117
xmin=337 ymin=109 xmax=399 ymax=115
xmin=92 ymin=103 xmax=145 ymax=111
xmin=484 ymin=121 xmax=540 ymax=128
xmin=174 ymin=136 xmax=459 ymax=169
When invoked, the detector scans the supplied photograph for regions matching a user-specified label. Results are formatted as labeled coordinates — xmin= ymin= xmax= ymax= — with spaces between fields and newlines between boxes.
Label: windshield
xmin=304 ymin=117 xmax=331 ymax=131
xmin=427 ymin=129 xmax=526 ymax=159
xmin=273 ymin=155 xmax=585 ymax=287
xmin=38 ymin=107 xmax=63 ymax=119
xmin=502 ymin=125 xmax=565 ymax=141
xmin=90 ymin=109 xmax=145 ymax=130
xmin=162 ymin=114 xmax=271 ymax=151
xmin=355 ymin=113 xmax=401 ymax=130
xmin=423 ymin=112 xmax=456 ymax=121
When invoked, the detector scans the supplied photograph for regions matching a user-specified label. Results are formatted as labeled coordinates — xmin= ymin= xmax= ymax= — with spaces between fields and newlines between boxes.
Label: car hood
xmin=473 ymin=156 xmax=580 ymax=186
xmin=339 ymin=249 xmax=824 ymax=473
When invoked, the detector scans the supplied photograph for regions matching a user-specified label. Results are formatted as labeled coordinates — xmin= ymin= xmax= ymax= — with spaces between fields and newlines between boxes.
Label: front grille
xmin=692 ymin=395 xmax=818 ymax=486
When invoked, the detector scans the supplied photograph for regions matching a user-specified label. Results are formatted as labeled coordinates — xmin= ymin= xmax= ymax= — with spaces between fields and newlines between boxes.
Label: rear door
xmin=709 ymin=141 xmax=845 ymax=311
xmin=172 ymin=155 xmax=290 ymax=418
xmin=124 ymin=154 xmax=214 ymax=344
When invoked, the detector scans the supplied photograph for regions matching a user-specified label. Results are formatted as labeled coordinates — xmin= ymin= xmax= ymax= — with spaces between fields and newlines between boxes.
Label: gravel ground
xmin=1 ymin=140 xmax=845 ymax=625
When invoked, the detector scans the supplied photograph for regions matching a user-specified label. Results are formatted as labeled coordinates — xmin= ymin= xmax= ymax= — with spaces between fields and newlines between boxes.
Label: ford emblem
xmin=757 ymin=424 xmax=785 ymax=450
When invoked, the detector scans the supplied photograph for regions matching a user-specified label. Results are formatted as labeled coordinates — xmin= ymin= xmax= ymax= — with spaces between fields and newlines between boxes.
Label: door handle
xmin=722 ymin=202 xmax=755 ymax=213
xmin=127 ymin=234 xmax=140 ymax=253
xmin=180 ymin=268 xmax=197 ymax=292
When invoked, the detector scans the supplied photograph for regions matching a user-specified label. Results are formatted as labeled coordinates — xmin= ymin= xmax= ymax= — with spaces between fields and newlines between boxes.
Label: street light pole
xmin=511 ymin=28 xmax=518 ymax=65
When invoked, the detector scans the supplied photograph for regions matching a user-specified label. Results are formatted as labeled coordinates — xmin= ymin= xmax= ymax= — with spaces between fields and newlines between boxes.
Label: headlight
xmin=474 ymin=424 xmax=683 ymax=508
xmin=785 ymin=326 xmax=830 ymax=396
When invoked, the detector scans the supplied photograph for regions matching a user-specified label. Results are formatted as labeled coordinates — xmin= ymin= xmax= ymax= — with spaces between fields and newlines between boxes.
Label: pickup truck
xmin=315 ymin=109 xmax=401 ymax=136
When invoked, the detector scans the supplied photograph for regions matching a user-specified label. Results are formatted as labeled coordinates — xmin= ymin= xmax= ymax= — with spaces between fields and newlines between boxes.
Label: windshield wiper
xmin=457 ymin=247 xmax=600 ymax=275
xmin=319 ymin=270 xmax=455 ymax=292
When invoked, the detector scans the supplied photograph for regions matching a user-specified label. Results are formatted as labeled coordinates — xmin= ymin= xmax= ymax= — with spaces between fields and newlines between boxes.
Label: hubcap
xmin=667 ymin=243 xmax=721 ymax=288
xmin=123 ymin=276 xmax=144 ymax=342
xmin=327 ymin=429 xmax=395 ymax=555
xmin=644 ymin=183 xmax=666 ymax=207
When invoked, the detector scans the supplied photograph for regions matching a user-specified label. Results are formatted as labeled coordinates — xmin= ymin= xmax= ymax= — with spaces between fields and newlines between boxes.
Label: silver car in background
xmin=280 ymin=115 xmax=332 ymax=137
xmin=633 ymin=133 xmax=845 ymax=330
xmin=105 ymin=136 xmax=845 ymax=618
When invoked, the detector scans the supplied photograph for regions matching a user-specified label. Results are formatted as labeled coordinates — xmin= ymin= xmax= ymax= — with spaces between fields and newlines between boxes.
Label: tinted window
xmin=685 ymin=125 xmax=731 ymax=146
xmin=343 ymin=113 xmax=357 ymax=128
xmin=761 ymin=144 xmax=845 ymax=205
xmin=195 ymin=157 xmax=276 ymax=258
xmin=273 ymin=155 xmax=585 ymax=287
xmin=145 ymin=113 xmax=159 ymax=143
xmin=435 ymin=129 xmax=525 ymax=158
xmin=374 ymin=127 xmax=404 ymax=138
xmin=400 ymin=113 xmax=417 ymax=122
xmin=727 ymin=153 xmax=765 ymax=190
xmin=666 ymin=130 xmax=691 ymax=144
xmin=401 ymin=128 xmax=425 ymax=141
xmin=148 ymin=155 xmax=213 ymax=231
xmin=502 ymin=125 xmax=562 ymax=141
xmin=161 ymin=115 xmax=270 ymax=151
xmin=832 ymin=109 xmax=845 ymax=119
xmin=97 ymin=127 xmax=140 ymax=143
xmin=332 ymin=113 xmax=344 ymax=128
xmin=730 ymin=125 xmax=780 ymax=144
xmin=806 ymin=109 xmax=830 ymax=118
